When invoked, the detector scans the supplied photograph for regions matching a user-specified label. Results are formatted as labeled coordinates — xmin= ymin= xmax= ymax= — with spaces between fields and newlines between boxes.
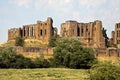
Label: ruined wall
xmin=15 ymin=47 xmax=53 ymax=58
xmin=114 ymin=23 xmax=120 ymax=48
xmin=60 ymin=20 xmax=105 ymax=48
xmin=93 ymin=20 xmax=105 ymax=48
xmin=35 ymin=17 xmax=53 ymax=44
xmin=53 ymin=27 xmax=58 ymax=37
xmin=111 ymin=31 xmax=115 ymax=43
xmin=94 ymin=48 xmax=120 ymax=57
xmin=8 ymin=28 xmax=22 ymax=40
xmin=8 ymin=17 xmax=56 ymax=45
xmin=22 ymin=24 xmax=36 ymax=39
xmin=109 ymin=31 xmax=115 ymax=47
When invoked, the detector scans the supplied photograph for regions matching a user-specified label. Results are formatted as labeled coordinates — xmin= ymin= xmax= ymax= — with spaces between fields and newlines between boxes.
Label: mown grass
xmin=0 ymin=68 xmax=90 ymax=80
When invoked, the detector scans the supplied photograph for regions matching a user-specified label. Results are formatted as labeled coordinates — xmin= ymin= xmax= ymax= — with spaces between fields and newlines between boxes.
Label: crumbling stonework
xmin=94 ymin=48 xmax=120 ymax=57
xmin=15 ymin=47 xmax=53 ymax=56
xmin=8 ymin=17 xmax=57 ymax=44
xmin=8 ymin=28 xmax=22 ymax=40
xmin=60 ymin=20 xmax=105 ymax=48
xmin=111 ymin=23 xmax=120 ymax=48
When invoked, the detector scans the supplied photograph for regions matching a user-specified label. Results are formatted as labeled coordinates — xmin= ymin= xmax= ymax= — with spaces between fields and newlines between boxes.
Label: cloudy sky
xmin=0 ymin=0 xmax=120 ymax=43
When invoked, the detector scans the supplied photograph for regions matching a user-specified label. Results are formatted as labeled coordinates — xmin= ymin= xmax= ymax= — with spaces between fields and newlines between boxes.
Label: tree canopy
xmin=53 ymin=38 xmax=96 ymax=69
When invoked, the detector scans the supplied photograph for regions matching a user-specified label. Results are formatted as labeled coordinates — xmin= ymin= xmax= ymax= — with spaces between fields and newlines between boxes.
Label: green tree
xmin=15 ymin=37 xmax=24 ymax=46
xmin=34 ymin=58 xmax=50 ymax=68
xmin=90 ymin=62 xmax=120 ymax=80
xmin=48 ymin=36 xmax=58 ymax=47
xmin=0 ymin=46 xmax=33 ymax=68
xmin=102 ymin=28 xmax=109 ymax=47
xmin=53 ymin=38 xmax=95 ymax=68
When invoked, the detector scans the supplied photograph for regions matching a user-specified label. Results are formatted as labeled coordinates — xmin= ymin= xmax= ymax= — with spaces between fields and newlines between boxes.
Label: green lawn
xmin=0 ymin=68 xmax=90 ymax=80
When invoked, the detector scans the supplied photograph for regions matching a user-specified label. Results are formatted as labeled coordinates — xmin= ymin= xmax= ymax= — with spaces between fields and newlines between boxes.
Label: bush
xmin=15 ymin=37 xmax=24 ymax=46
xmin=53 ymin=38 xmax=96 ymax=69
xmin=48 ymin=36 xmax=58 ymax=47
xmin=34 ymin=58 xmax=50 ymax=68
xmin=0 ymin=46 xmax=33 ymax=68
xmin=90 ymin=62 xmax=120 ymax=80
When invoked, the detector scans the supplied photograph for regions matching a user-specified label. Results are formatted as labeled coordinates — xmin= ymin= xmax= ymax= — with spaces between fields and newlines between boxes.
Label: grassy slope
xmin=0 ymin=39 xmax=47 ymax=47
xmin=0 ymin=68 xmax=89 ymax=80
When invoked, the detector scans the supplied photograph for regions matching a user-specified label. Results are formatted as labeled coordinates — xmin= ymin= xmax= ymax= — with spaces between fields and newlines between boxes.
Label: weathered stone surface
xmin=8 ymin=17 xmax=57 ymax=44
xmin=60 ymin=20 xmax=105 ymax=48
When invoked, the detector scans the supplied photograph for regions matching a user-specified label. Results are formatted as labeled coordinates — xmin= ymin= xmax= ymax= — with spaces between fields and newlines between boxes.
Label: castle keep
xmin=8 ymin=17 xmax=57 ymax=44
xmin=60 ymin=20 xmax=105 ymax=48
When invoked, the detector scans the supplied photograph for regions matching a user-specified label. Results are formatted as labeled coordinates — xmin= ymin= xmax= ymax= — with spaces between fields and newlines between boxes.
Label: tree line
xmin=0 ymin=37 xmax=120 ymax=80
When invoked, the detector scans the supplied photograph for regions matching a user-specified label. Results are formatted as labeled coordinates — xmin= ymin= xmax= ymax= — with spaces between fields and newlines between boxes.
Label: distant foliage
xmin=0 ymin=46 xmax=33 ymax=68
xmin=53 ymin=38 xmax=96 ymax=69
xmin=34 ymin=58 xmax=50 ymax=68
xmin=102 ymin=28 xmax=109 ymax=47
xmin=15 ymin=37 xmax=24 ymax=46
xmin=90 ymin=62 xmax=120 ymax=80
xmin=0 ymin=46 xmax=50 ymax=68
xmin=48 ymin=36 xmax=58 ymax=47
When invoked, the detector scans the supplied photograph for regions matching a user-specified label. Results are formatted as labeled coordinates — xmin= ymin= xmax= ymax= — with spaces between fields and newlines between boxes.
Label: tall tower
xmin=93 ymin=20 xmax=105 ymax=48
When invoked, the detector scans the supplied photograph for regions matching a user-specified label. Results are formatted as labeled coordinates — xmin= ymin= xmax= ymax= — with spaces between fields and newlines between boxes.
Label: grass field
xmin=0 ymin=68 xmax=90 ymax=80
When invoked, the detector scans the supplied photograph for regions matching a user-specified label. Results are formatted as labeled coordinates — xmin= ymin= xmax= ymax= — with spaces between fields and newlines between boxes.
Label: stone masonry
xmin=111 ymin=23 xmax=120 ymax=48
xmin=8 ymin=17 xmax=57 ymax=44
xmin=60 ymin=20 xmax=105 ymax=48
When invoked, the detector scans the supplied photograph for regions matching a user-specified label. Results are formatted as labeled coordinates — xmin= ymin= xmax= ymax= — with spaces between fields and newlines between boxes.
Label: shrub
xmin=48 ymin=36 xmax=58 ymax=47
xmin=0 ymin=46 xmax=33 ymax=68
xmin=15 ymin=37 xmax=24 ymax=46
xmin=34 ymin=58 xmax=50 ymax=68
xmin=90 ymin=62 xmax=120 ymax=80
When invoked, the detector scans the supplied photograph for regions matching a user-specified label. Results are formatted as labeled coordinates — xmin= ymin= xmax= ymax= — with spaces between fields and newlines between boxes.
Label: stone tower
xmin=93 ymin=20 xmax=105 ymax=48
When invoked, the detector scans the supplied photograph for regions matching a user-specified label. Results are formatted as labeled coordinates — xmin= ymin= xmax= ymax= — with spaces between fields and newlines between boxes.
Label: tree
xmin=102 ymin=28 xmax=109 ymax=47
xmin=90 ymin=62 xmax=120 ymax=80
xmin=15 ymin=37 xmax=24 ymax=47
xmin=0 ymin=46 xmax=33 ymax=68
xmin=53 ymin=38 xmax=96 ymax=68
xmin=48 ymin=36 xmax=58 ymax=47
xmin=34 ymin=58 xmax=50 ymax=68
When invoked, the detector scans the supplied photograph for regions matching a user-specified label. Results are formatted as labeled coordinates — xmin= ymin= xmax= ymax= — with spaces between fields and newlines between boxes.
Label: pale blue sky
xmin=0 ymin=0 xmax=120 ymax=43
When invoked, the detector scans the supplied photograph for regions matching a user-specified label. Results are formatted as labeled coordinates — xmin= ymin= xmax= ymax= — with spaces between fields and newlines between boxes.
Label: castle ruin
xmin=8 ymin=17 xmax=57 ymax=44
xmin=111 ymin=23 xmax=120 ymax=48
xmin=7 ymin=18 xmax=120 ymax=57
xmin=60 ymin=20 xmax=105 ymax=48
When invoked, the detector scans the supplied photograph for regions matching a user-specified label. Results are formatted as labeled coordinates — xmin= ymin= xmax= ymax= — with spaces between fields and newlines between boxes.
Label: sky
xmin=0 ymin=0 xmax=120 ymax=43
